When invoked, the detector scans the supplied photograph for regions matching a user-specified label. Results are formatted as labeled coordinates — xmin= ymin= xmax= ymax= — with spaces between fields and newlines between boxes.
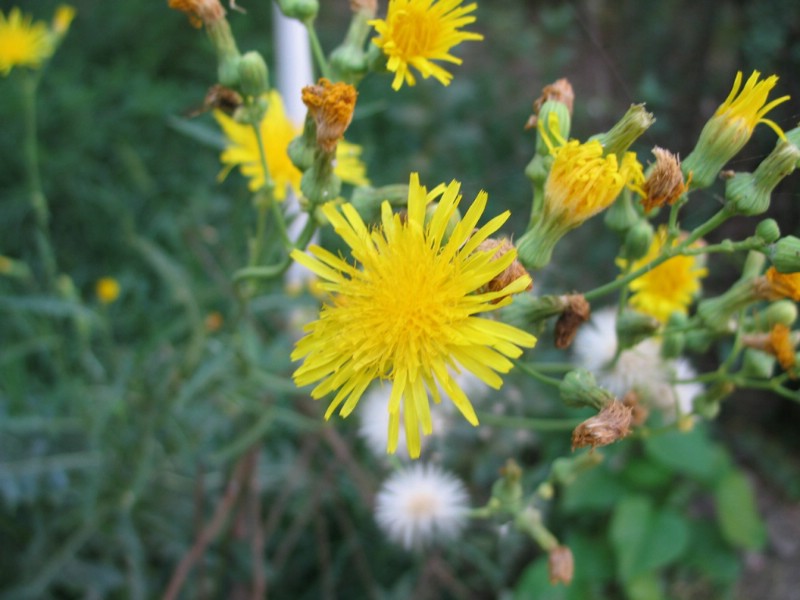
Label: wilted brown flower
xmin=477 ymin=237 xmax=533 ymax=302
xmin=761 ymin=267 xmax=800 ymax=302
xmin=548 ymin=545 xmax=575 ymax=585
xmin=554 ymin=294 xmax=590 ymax=349
xmin=621 ymin=390 xmax=649 ymax=427
xmin=525 ymin=78 xmax=574 ymax=129
xmin=641 ymin=147 xmax=690 ymax=213
xmin=168 ymin=0 xmax=225 ymax=27
xmin=302 ymin=78 xmax=358 ymax=152
xmin=571 ymin=401 xmax=632 ymax=451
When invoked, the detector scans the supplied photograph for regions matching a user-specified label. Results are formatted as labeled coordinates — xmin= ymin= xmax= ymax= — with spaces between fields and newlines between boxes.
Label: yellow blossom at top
xmin=621 ymin=226 xmax=708 ymax=323
xmin=541 ymin=118 xmax=644 ymax=227
xmin=52 ymin=5 xmax=76 ymax=36
xmin=290 ymin=173 xmax=537 ymax=458
xmin=96 ymin=277 xmax=121 ymax=305
xmin=0 ymin=7 xmax=54 ymax=75
xmin=714 ymin=70 xmax=789 ymax=141
xmin=214 ymin=91 xmax=369 ymax=198
xmin=370 ymin=0 xmax=484 ymax=90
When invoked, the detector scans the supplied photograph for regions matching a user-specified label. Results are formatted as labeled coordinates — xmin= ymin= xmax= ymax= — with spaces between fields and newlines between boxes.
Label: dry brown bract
xmin=571 ymin=401 xmax=633 ymax=451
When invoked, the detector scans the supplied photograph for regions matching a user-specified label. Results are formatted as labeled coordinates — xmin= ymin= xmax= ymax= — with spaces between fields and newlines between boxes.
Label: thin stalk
xmin=513 ymin=359 xmax=564 ymax=389
xmin=305 ymin=20 xmax=331 ymax=79
xmin=476 ymin=411 xmax=581 ymax=432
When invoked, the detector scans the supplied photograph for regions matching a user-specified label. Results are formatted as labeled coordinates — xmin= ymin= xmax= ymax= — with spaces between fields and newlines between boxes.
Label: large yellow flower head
xmin=622 ymin=226 xmax=708 ymax=323
xmin=214 ymin=91 xmax=369 ymax=198
xmin=683 ymin=71 xmax=790 ymax=189
xmin=290 ymin=173 xmax=537 ymax=458
xmin=370 ymin=0 xmax=484 ymax=91
xmin=0 ymin=7 xmax=54 ymax=75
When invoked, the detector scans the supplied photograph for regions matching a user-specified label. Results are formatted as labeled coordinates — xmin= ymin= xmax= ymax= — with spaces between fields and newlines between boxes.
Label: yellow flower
xmin=96 ymin=277 xmax=121 ymax=305
xmin=215 ymin=91 xmax=368 ymax=198
xmin=0 ymin=7 xmax=53 ymax=75
xmin=370 ymin=0 xmax=484 ymax=90
xmin=52 ymin=5 xmax=76 ymax=36
xmin=767 ymin=323 xmax=796 ymax=376
xmin=290 ymin=173 xmax=537 ymax=458
xmin=516 ymin=117 xmax=644 ymax=269
xmin=764 ymin=267 xmax=800 ymax=302
xmin=683 ymin=71 xmax=790 ymax=189
xmin=621 ymin=226 xmax=708 ymax=323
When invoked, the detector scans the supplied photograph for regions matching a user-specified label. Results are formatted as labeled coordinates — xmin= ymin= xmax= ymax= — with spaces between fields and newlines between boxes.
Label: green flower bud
xmin=330 ymin=45 xmax=368 ymax=83
xmin=238 ymin=51 xmax=269 ymax=97
xmin=692 ymin=382 xmax=735 ymax=419
xmin=726 ymin=141 xmax=800 ymax=216
xmin=590 ymin=104 xmax=655 ymax=160
xmin=559 ymin=369 xmax=615 ymax=411
xmin=348 ymin=184 xmax=408 ymax=224
xmin=661 ymin=312 xmax=688 ymax=359
xmin=300 ymin=163 xmax=341 ymax=209
xmin=217 ymin=55 xmax=242 ymax=88
xmin=770 ymin=235 xmax=800 ymax=273
xmin=755 ymin=218 xmax=781 ymax=243
xmin=604 ymin=190 xmax=641 ymax=233
xmin=697 ymin=278 xmax=760 ymax=332
xmin=623 ymin=220 xmax=654 ymax=260
xmin=502 ymin=294 xmax=567 ymax=329
xmin=741 ymin=348 xmax=776 ymax=379
xmin=550 ymin=452 xmax=603 ymax=486
xmin=684 ymin=328 xmax=715 ymax=353
xmin=535 ymin=100 xmax=571 ymax=157
xmin=616 ymin=309 xmax=660 ymax=350
xmin=765 ymin=299 xmax=798 ymax=327
xmin=276 ymin=0 xmax=319 ymax=21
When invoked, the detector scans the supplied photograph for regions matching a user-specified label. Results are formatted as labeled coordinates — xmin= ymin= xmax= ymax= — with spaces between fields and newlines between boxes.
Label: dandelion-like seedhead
xmin=374 ymin=463 xmax=469 ymax=549
xmin=370 ymin=0 xmax=484 ymax=90
xmin=291 ymin=173 xmax=536 ymax=458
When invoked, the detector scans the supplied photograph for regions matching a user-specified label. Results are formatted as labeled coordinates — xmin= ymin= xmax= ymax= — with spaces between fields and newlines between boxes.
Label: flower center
xmin=392 ymin=8 xmax=437 ymax=57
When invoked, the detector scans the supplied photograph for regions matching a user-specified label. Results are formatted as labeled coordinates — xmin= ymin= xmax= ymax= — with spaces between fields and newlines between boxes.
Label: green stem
xmin=249 ymin=120 xmax=281 ymax=267
xmin=513 ymin=360 xmax=564 ymax=388
xmin=21 ymin=72 xmax=57 ymax=289
xmin=584 ymin=206 xmax=734 ymax=302
xmin=476 ymin=411 xmax=581 ymax=432
xmin=305 ymin=19 xmax=331 ymax=79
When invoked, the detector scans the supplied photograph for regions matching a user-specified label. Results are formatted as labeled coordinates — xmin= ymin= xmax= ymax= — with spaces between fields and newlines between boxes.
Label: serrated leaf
xmin=714 ymin=471 xmax=767 ymax=550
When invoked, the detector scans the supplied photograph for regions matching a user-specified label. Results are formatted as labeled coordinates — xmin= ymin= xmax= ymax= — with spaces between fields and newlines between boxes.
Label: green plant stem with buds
xmin=513 ymin=360 xmax=564 ymax=388
xmin=584 ymin=205 xmax=735 ymax=302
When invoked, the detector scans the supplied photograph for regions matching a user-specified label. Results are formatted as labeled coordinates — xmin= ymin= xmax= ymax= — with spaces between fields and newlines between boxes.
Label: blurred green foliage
xmin=2 ymin=0 xmax=800 ymax=598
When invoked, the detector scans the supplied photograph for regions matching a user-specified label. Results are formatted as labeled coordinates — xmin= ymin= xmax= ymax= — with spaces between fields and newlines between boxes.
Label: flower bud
xmin=741 ymin=348 xmax=776 ymax=379
xmin=502 ymin=294 xmax=567 ymax=329
xmin=726 ymin=141 xmax=800 ymax=216
xmin=765 ymin=299 xmax=798 ymax=327
xmin=693 ymin=382 xmax=735 ymax=419
xmin=348 ymin=184 xmax=408 ymax=224
xmin=237 ymin=51 xmax=269 ymax=97
xmin=533 ymin=101 xmax=572 ymax=157
xmin=604 ymin=191 xmax=640 ymax=233
xmin=622 ymin=220 xmax=654 ymax=261
xmin=548 ymin=545 xmax=575 ymax=586
xmin=770 ymin=235 xmax=800 ymax=274
xmin=551 ymin=452 xmax=603 ymax=485
xmin=276 ymin=0 xmax=319 ymax=21
xmin=616 ymin=309 xmax=660 ymax=350
xmin=697 ymin=278 xmax=761 ymax=332
xmin=559 ymin=369 xmax=615 ymax=411
xmin=590 ymin=104 xmax=655 ymax=160
xmin=755 ymin=218 xmax=781 ymax=243
xmin=526 ymin=78 xmax=574 ymax=131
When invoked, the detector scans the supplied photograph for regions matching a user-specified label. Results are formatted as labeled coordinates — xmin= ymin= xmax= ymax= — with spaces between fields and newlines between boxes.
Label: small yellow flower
xmin=0 ymin=7 xmax=53 ymax=75
xmin=96 ymin=277 xmax=121 ymax=305
xmin=215 ymin=91 xmax=369 ymax=197
xmin=621 ymin=226 xmax=708 ymax=323
xmin=290 ymin=173 xmax=536 ymax=458
xmin=715 ymin=70 xmax=789 ymax=140
xmin=370 ymin=0 xmax=484 ymax=90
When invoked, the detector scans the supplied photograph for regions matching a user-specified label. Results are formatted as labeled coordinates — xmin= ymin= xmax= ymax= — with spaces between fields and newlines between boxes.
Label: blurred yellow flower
xmin=0 ymin=7 xmax=53 ymax=75
xmin=370 ymin=0 xmax=484 ymax=90
xmin=96 ymin=277 xmax=121 ymax=305
xmin=214 ymin=91 xmax=369 ymax=198
xmin=715 ymin=70 xmax=789 ymax=140
xmin=52 ymin=5 xmax=76 ymax=36
xmin=621 ymin=226 xmax=708 ymax=323
xmin=290 ymin=173 xmax=536 ymax=458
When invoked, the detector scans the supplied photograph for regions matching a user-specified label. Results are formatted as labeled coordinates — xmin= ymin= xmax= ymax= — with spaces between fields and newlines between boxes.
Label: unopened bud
xmin=533 ymin=101 xmax=571 ymax=156
xmin=755 ymin=219 xmax=781 ymax=243
xmin=238 ymin=51 xmax=269 ymax=97
xmin=693 ymin=382 xmax=735 ymax=419
xmin=560 ymin=369 xmax=615 ymax=411
xmin=727 ymin=141 xmax=800 ymax=216
xmin=591 ymin=104 xmax=655 ymax=160
xmin=770 ymin=236 xmax=800 ymax=274
xmin=604 ymin=192 xmax=640 ymax=233
xmin=526 ymin=79 xmax=574 ymax=131
xmin=741 ymin=348 xmax=776 ymax=379
xmin=616 ymin=309 xmax=660 ymax=350
xmin=276 ymin=0 xmax=319 ymax=21
xmin=765 ymin=299 xmax=798 ymax=327
xmin=623 ymin=220 xmax=654 ymax=261
xmin=571 ymin=401 xmax=633 ymax=451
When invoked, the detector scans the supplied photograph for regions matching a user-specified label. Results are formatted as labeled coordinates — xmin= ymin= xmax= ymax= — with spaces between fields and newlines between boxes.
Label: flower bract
xmin=370 ymin=0 xmax=484 ymax=90
xmin=291 ymin=173 xmax=536 ymax=458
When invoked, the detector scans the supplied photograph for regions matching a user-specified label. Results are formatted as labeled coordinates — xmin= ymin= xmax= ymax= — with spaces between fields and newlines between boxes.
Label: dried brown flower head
xmin=476 ymin=237 xmax=534 ymax=302
xmin=548 ymin=545 xmax=575 ymax=585
xmin=525 ymin=78 xmax=574 ymax=129
xmin=554 ymin=294 xmax=590 ymax=349
xmin=621 ymin=390 xmax=649 ymax=427
xmin=168 ymin=0 xmax=226 ymax=27
xmin=641 ymin=147 xmax=690 ymax=213
xmin=571 ymin=401 xmax=632 ymax=451
xmin=761 ymin=267 xmax=800 ymax=302
xmin=302 ymin=78 xmax=358 ymax=152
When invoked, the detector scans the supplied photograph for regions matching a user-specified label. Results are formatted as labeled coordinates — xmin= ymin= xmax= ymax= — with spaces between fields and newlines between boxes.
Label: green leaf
xmin=714 ymin=470 xmax=767 ymax=550
xmin=610 ymin=495 xmax=690 ymax=582
xmin=643 ymin=426 xmax=729 ymax=483
xmin=625 ymin=573 xmax=664 ymax=600
xmin=562 ymin=466 xmax=626 ymax=513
